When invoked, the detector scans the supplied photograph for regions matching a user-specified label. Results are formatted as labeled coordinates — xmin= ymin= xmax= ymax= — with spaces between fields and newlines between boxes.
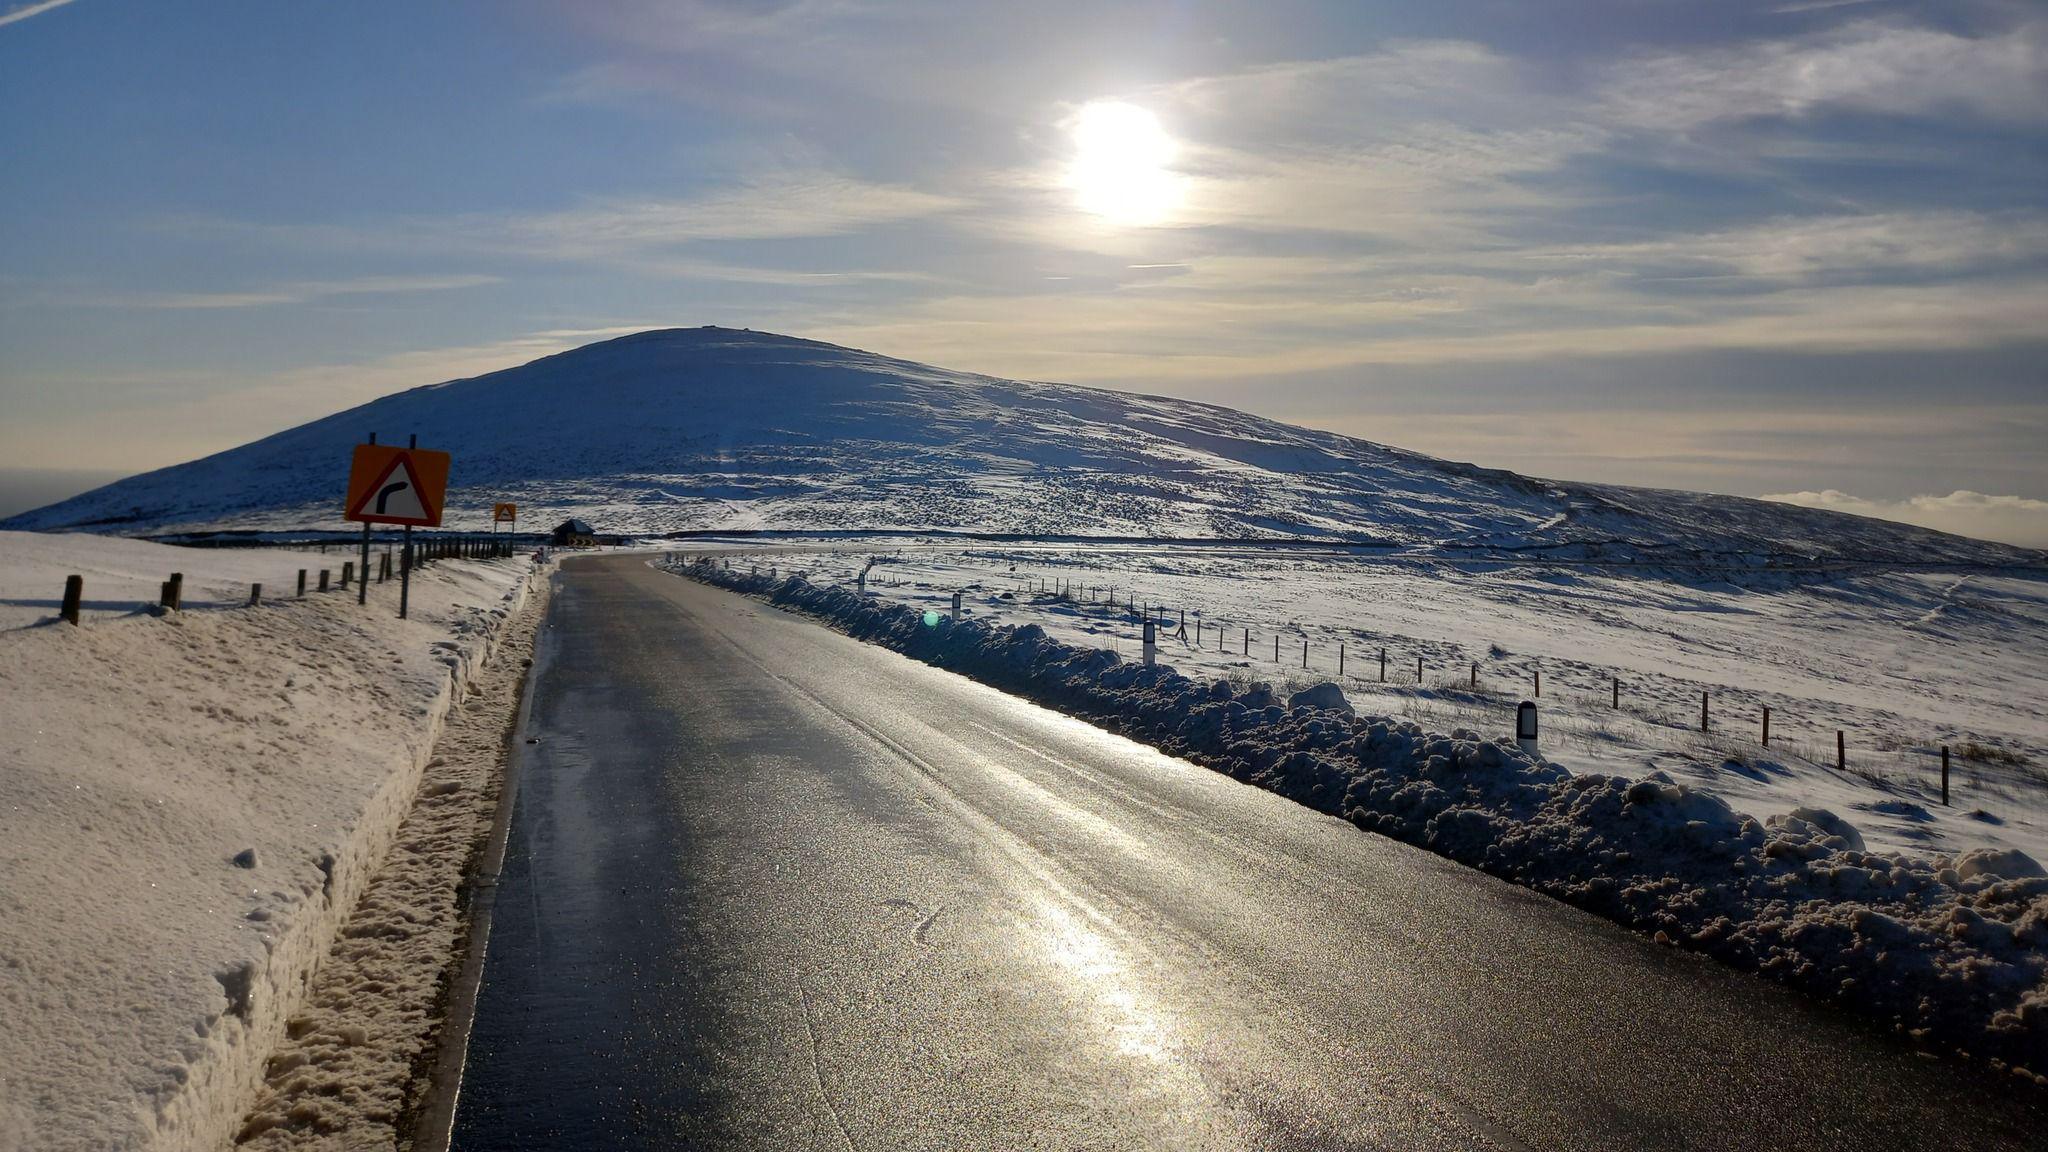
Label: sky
xmin=2 ymin=0 xmax=2045 ymax=544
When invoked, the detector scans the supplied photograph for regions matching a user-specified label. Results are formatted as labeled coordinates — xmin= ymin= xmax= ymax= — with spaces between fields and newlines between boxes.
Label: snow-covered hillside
xmin=5 ymin=328 xmax=2039 ymax=568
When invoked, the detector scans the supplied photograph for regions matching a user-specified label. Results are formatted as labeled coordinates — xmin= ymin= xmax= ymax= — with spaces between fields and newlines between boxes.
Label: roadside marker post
xmin=1142 ymin=620 xmax=1157 ymax=667
xmin=1517 ymin=701 xmax=1539 ymax=756
xmin=951 ymin=591 xmax=963 ymax=623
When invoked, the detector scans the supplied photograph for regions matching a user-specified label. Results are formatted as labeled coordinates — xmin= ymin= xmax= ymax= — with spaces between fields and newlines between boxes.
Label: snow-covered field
xmin=669 ymin=540 xmax=2048 ymax=863
xmin=0 ymin=532 xmax=541 ymax=1152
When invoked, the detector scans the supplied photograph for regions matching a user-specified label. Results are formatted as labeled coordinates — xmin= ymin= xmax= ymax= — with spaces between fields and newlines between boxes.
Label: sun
xmin=1066 ymin=101 xmax=1183 ymax=226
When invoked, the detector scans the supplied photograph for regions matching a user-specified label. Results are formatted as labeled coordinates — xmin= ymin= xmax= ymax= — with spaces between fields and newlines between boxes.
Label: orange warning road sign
xmin=345 ymin=445 xmax=450 ymax=527
xmin=492 ymin=502 xmax=517 ymax=523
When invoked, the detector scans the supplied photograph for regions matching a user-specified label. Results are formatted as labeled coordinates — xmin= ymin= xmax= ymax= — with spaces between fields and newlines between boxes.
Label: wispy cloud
xmin=1600 ymin=18 xmax=2048 ymax=128
xmin=1771 ymin=0 xmax=1883 ymax=15
xmin=484 ymin=178 xmax=965 ymax=255
xmin=173 ymin=173 xmax=968 ymax=265
xmin=3 ymin=274 xmax=505 ymax=311
xmin=1763 ymin=489 xmax=2048 ymax=548
xmin=128 ymin=274 xmax=500 ymax=310
xmin=0 ymin=0 xmax=77 ymax=30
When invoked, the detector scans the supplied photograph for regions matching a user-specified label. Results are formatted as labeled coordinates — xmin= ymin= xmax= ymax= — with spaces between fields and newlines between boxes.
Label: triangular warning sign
xmin=347 ymin=452 xmax=437 ymax=525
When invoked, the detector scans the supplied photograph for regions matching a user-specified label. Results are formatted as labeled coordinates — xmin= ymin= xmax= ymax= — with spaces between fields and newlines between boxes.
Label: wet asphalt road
xmin=451 ymin=554 xmax=2046 ymax=1150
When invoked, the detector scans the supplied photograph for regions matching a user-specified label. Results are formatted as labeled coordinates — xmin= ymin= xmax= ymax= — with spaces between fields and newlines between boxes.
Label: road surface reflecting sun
xmin=1067 ymin=101 xmax=1183 ymax=226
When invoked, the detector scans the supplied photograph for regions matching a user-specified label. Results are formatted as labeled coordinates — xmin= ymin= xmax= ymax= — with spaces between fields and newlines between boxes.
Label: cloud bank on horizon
xmin=0 ymin=0 xmax=2042 ymax=546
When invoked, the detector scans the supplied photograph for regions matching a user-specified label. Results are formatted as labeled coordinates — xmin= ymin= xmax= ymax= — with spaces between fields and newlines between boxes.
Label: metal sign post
xmin=344 ymin=431 xmax=449 ymax=620
xmin=492 ymin=502 xmax=518 ymax=559
xmin=358 ymin=432 xmax=376 ymax=605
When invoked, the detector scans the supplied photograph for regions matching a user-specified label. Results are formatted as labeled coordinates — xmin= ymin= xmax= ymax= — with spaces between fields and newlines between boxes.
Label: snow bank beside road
xmin=673 ymin=559 xmax=2048 ymax=1081
xmin=0 ymin=535 xmax=540 ymax=1152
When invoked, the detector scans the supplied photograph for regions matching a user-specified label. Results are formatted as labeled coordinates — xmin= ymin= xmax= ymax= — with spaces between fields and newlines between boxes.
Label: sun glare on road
xmin=1067 ymin=100 xmax=1184 ymax=226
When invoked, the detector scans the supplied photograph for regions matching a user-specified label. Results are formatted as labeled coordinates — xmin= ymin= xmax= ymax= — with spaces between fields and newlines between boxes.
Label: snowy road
xmin=450 ymin=555 xmax=2045 ymax=1150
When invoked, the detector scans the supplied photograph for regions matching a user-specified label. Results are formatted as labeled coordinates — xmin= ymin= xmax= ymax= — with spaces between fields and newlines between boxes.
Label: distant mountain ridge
xmin=6 ymin=327 xmax=2037 ymax=567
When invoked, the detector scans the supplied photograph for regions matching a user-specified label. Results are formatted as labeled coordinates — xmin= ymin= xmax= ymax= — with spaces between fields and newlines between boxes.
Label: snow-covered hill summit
xmin=6 ymin=327 xmax=2037 ymax=565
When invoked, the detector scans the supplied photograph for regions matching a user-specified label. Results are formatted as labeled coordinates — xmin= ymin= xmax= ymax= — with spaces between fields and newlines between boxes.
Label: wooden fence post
xmin=1941 ymin=746 xmax=1950 ymax=806
xmin=1470 ymin=662 xmax=1477 ymax=688
xmin=341 ymin=561 xmax=353 ymax=589
xmin=61 ymin=574 xmax=82 ymax=625
xmin=250 ymin=583 xmax=262 ymax=606
xmin=297 ymin=569 xmax=307 ymax=597
xmin=1762 ymin=705 xmax=1771 ymax=747
xmin=1612 ymin=676 xmax=1619 ymax=709
xmin=167 ymin=573 xmax=182 ymax=610
xmin=1301 ymin=639 xmax=1308 ymax=669
xmin=1273 ymin=634 xmax=1280 ymax=662
xmin=1701 ymin=690 xmax=1709 ymax=733
xmin=319 ymin=570 xmax=330 ymax=593
xmin=1339 ymin=644 xmax=1345 ymax=676
xmin=1380 ymin=648 xmax=1386 ymax=682
xmin=1836 ymin=730 xmax=1845 ymax=771
xmin=1535 ymin=669 xmax=1541 ymax=698
xmin=1416 ymin=654 xmax=1423 ymax=683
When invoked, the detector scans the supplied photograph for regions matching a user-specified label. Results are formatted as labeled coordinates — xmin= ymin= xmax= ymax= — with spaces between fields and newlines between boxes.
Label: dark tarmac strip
xmin=452 ymin=554 xmax=2044 ymax=1150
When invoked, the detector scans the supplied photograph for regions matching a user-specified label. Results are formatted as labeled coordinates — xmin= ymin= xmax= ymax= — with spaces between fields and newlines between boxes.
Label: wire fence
xmin=882 ymin=566 xmax=2043 ymax=815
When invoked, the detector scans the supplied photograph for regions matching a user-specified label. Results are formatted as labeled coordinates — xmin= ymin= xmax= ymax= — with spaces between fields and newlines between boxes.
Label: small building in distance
xmin=550 ymin=518 xmax=598 ymax=547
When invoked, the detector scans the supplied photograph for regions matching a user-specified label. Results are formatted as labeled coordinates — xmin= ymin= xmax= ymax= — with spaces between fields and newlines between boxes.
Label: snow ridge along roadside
xmin=669 ymin=559 xmax=2048 ymax=1082
xmin=0 ymin=545 xmax=544 ymax=1152
xmin=232 ymin=574 xmax=550 ymax=1148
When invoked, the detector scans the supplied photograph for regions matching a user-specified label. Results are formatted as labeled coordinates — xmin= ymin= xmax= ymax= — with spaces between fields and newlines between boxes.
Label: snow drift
xmin=0 ymin=536 xmax=543 ymax=1152
xmin=672 ymin=558 xmax=2048 ymax=1080
xmin=6 ymin=328 xmax=2039 ymax=568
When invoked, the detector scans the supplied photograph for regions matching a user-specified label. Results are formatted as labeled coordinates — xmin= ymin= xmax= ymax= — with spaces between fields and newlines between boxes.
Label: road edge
xmin=405 ymin=566 xmax=559 ymax=1150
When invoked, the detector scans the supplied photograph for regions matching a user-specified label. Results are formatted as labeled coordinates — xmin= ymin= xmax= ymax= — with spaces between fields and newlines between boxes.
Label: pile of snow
xmin=7 ymin=329 xmax=2040 ymax=571
xmin=0 ymin=533 xmax=541 ymax=1151
xmin=672 ymin=557 xmax=2048 ymax=1079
